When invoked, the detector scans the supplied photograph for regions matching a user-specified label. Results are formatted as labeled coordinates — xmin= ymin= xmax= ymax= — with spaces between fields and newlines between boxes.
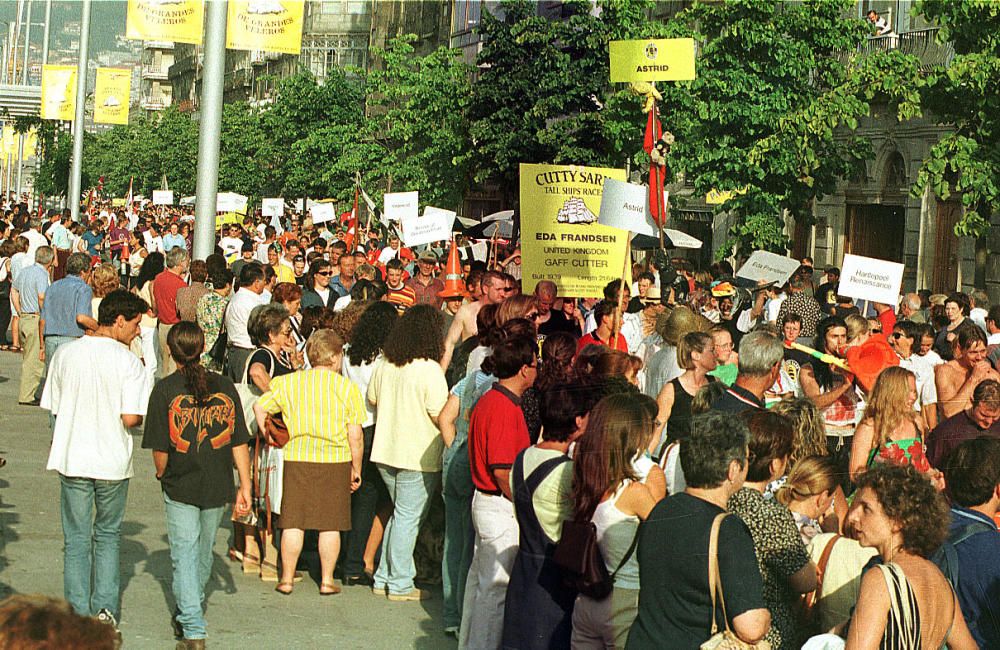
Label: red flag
xmin=645 ymin=105 xmax=667 ymax=227
xmin=345 ymin=186 xmax=359 ymax=252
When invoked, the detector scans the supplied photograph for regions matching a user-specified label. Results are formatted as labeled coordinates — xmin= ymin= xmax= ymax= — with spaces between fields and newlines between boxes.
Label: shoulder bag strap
xmin=610 ymin=521 xmax=641 ymax=579
xmin=706 ymin=512 xmax=728 ymax=635
xmin=811 ymin=533 xmax=841 ymax=603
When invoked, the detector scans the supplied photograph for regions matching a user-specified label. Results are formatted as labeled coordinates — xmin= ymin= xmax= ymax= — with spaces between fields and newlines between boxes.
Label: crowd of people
xmin=1 ymin=192 xmax=999 ymax=650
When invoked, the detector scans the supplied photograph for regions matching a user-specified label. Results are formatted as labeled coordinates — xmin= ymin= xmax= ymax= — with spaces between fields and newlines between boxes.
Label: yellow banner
xmin=520 ymin=163 xmax=629 ymax=298
xmin=216 ymin=211 xmax=244 ymax=227
xmin=0 ymin=126 xmax=15 ymax=156
xmin=94 ymin=68 xmax=132 ymax=125
xmin=609 ymin=38 xmax=696 ymax=83
xmin=706 ymin=187 xmax=748 ymax=205
xmin=40 ymin=65 xmax=77 ymax=121
xmin=126 ymin=0 xmax=203 ymax=45
xmin=226 ymin=0 xmax=305 ymax=55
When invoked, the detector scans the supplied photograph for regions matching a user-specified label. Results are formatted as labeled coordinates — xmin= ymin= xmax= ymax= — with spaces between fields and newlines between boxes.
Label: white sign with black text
xmin=152 ymin=190 xmax=174 ymax=206
xmin=383 ymin=191 xmax=419 ymax=223
xmin=736 ymin=251 xmax=802 ymax=286
xmin=401 ymin=206 xmax=455 ymax=248
xmin=262 ymin=198 xmax=284 ymax=218
xmin=838 ymin=253 xmax=904 ymax=305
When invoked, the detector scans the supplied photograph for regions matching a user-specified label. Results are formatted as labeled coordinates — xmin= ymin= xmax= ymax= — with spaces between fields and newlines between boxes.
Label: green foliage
xmin=468 ymin=0 xmax=672 ymax=200
xmin=912 ymin=0 xmax=1000 ymax=238
xmin=363 ymin=36 xmax=473 ymax=210
xmin=657 ymin=0 xmax=887 ymax=260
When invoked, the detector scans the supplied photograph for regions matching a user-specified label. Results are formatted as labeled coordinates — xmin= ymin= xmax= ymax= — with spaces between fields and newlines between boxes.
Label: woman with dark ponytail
xmin=141 ymin=321 xmax=253 ymax=646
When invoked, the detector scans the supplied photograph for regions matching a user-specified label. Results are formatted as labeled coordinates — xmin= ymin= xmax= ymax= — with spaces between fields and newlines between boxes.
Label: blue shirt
xmin=330 ymin=276 xmax=354 ymax=298
xmin=949 ymin=506 xmax=1000 ymax=648
xmin=163 ymin=233 xmax=187 ymax=251
xmin=49 ymin=223 xmax=72 ymax=250
xmin=12 ymin=263 xmax=50 ymax=313
xmin=41 ymin=274 xmax=93 ymax=337
xmin=81 ymin=231 xmax=104 ymax=256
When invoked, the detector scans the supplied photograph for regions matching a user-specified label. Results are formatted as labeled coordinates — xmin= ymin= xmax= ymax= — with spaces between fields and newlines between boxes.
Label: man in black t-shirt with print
xmin=627 ymin=412 xmax=770 ymax=649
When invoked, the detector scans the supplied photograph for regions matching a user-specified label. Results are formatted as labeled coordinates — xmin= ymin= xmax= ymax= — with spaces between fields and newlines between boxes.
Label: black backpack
xmin=930 ymin=515 xmax=995 ymax=590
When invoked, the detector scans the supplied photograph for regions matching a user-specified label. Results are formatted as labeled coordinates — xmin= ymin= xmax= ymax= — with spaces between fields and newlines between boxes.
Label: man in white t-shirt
xmin=23 ymin=218 xmax=49 ymax=262
xmin=41 ymin=289 xmax=153 ymax=629
xmin=218 ymin=225 xmax=245 ymax=262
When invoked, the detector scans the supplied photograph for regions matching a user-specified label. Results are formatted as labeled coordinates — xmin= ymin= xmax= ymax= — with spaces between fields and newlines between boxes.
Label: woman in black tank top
xmin=654 ymin=332 xmax=718 ymax=449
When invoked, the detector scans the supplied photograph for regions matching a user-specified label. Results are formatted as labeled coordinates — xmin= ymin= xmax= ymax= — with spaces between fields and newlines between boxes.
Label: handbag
xmin=553 ymin=517 xmax=640 ymax=600
xmin=264 ymin=412 xmax=289 ymax=448
xmin=701 ymin=513 xmax=771 ymax=650
xmin=208 ymin=305 xmax=229 ymax=365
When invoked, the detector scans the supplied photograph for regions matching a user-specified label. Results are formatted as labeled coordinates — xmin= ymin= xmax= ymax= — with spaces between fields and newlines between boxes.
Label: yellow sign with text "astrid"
xmin=40 ymin=65 xmax=77 ymax=121
xmin=520 ymin=163 xmax=629 ymax=298
xmin=226 ymin=0 xmax=305 ymax=55
xmin=94 ymin=68 xmax=132 ymax=125
xmin=126 ymin=0 xmax=204 ymax=45
xmin=609 ymin=38 xmax=696 ymax=83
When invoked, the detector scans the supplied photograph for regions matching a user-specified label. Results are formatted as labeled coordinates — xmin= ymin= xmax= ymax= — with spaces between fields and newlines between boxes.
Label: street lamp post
xmin=192 ymin=0 xmax=228 ymax=260
xmin=67 ymin=0 xmax=91 ymax=222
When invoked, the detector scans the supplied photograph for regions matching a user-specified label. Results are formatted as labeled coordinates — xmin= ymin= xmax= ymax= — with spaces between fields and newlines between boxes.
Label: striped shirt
xmin=257 ymin=369 xmax=365 ymax=464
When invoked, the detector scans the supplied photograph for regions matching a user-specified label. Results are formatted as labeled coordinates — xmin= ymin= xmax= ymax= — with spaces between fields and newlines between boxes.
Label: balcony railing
xmin=856 ymin=28 xmax=954 ymax=71
xmin=140 ymin=96 xmax=169 ymax=110
xmin=142 ymin=65 xmax=169 ymax=79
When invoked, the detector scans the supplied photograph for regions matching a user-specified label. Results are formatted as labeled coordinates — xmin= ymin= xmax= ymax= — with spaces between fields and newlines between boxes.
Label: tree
xmin=219 ymin=102 xmax=269 ymax=197
xmin=911 ymin=0 xmax=1000 ymax=288
xmin=654 ymin=0 xmax=911 ymax=260
xmin=155 ymin=106 xmax=199 ymax=196
xmin=363 ymin=36 xmax=473 ymax=210
xmin=468 ymin=0 xmax=672 ymax=203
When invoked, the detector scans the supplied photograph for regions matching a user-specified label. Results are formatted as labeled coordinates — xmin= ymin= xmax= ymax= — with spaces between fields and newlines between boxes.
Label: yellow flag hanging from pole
xmin=40 ymin=65 xmax=77 ymax=121
xmin=226 ymin=0 xmax=305 ymax=55
xmin=94 ymin=68 xmax=132 ymax=125
xmin=126 ymin=0 xmax=204 ymax=45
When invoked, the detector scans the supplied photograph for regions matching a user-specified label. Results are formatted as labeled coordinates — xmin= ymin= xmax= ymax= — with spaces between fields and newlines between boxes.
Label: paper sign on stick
xmin=262 ymin=198 xmax=284 ymax=217
xmin=838 ymin=254 xmax=904 ymax=305
xmin=310 ymin=203 xmax=336 ymax=224
xmin=383 ymin=191 xmax=418 ymax=222
xmin=609 ymin=38 xmax=696 ymax=83
xmin=520 ymin=163 xmax=629 ymax=298
xmin=152 ymin=190 xmax=174 ymax=205
xmin=401 ymin=207 xmax=455 ymax=248
xmin=736 ymin=251 xmax=801 ymax=286
xmin=599 ymin=178 xmax=671 ymax=237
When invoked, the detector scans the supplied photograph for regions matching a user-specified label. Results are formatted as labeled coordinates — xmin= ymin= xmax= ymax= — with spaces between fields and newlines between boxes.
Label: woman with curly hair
xmin=339 ymin=302 xmax=398 ymax=586
xmin=367 ymin=304 xmax=449 ymax=600
xmin=850 ymin=367 xmax=931 ymax=483
xmin=842 ymin=464 xmax=976 ymax=649
xmin=89 ymin=264 xmax=120 ymax=313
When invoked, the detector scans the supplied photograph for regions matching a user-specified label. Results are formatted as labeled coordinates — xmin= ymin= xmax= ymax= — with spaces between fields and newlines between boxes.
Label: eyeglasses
xmin=525 ymin=312 xmax=541 ymax=320
xmin=892 ymin=332 xmax=906 ymax=339
xmin=315 ymin=271 xmax=331 ymax=277
xmin=503 ymin=287 xmax=515 ymax=293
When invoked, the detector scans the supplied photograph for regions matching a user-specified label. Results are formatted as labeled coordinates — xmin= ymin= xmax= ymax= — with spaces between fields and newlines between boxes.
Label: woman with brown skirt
xmin=254 ymin=329 xmax=366 ymax=595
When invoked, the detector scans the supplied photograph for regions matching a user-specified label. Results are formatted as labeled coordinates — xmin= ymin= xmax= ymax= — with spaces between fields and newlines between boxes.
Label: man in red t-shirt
xmin=577 ymin=298 xmax=628 ymax=354
xmin=460 ymin=334 xmax=538 ymax=648
xmin=152 ymin=247 xmax=190 ymax=377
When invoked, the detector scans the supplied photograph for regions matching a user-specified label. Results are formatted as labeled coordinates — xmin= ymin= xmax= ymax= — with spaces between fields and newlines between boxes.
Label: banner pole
xmin=612 ymin=236 xmax=631 ymax=350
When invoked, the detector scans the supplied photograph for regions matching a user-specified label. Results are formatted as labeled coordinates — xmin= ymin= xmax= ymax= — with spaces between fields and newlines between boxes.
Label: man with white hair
xmin=152 ymin=247 xmax=190 ymax=377
xmin=23 ymin=218 xmax=49 ymax=262
xmin=899 ymin=292 xmax=925 ymax=324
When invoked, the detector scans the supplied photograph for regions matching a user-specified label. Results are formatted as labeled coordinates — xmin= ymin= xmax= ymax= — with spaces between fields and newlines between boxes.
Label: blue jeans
xmin=59 ymin=474 xmax=129 ymax=618
xmin=441 ymin=441 xmax=475 ymax=628
xmin=374 ymin=465 xmax=439 ymax=596
xmin=164 ymin=493 xmax=226 ymax=640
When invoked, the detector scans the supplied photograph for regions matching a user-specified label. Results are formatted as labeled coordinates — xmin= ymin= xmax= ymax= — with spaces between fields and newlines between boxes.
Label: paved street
xmin=0 ymin=351 xmax=454 ymax=649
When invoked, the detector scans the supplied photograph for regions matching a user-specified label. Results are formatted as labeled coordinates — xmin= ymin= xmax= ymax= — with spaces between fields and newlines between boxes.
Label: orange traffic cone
xmin=437 ymin=239 xmax=467 ymax=299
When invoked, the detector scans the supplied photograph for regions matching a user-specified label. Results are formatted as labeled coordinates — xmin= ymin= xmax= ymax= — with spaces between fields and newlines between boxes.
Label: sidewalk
xmin=0 ymin=350 xmax=453 ymax=648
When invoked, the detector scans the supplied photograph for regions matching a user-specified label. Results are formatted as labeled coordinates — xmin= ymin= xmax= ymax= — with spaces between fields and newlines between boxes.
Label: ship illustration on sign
xmin=556 ymin=197 xmax=597 ymax=225
xmin=246 ymin=0 xmax=286 ymax=14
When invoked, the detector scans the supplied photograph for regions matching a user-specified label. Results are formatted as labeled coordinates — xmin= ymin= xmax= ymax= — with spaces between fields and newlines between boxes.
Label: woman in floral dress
xmin=196 ymin=267 xmax=233 ymax=372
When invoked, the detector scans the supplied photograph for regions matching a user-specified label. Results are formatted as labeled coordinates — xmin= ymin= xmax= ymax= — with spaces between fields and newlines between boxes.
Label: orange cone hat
xmin=438 ymin=239 xmax=467 ymax=299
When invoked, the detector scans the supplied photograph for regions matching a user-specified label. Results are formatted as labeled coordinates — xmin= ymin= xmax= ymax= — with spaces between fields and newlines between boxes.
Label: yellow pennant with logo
xmin=94 ymin=68 xmax=132 ymax=125
xmin=40 ymin=65 xmax=77 ymax=121
xmin=226 ymin=0 xmax=305 ymax=55
xmin=126 ymin=0 xmax=204 ymax=45
xmin=609 ymin=38 xmax=696 ymax=83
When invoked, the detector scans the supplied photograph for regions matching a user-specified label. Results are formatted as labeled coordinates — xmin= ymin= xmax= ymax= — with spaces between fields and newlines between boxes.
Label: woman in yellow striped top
xmin=254 ymin=329 xmax=365 ymax=596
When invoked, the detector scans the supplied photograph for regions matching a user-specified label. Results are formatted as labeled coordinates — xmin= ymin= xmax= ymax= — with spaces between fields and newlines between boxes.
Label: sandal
xmin=275 ymin=582 xmax=294 ymax=595
xmin=319 ymin=582 xmax=341 ymax=596
xmin=8 ymin=346 xmax=21 ymax=353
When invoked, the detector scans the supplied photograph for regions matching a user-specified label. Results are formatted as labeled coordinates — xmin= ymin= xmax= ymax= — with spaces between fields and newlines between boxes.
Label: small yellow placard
xmin=609 ymin=38 xmax=696 ymax=83
xmin=706 ymin=187 xmax=748 ymax=205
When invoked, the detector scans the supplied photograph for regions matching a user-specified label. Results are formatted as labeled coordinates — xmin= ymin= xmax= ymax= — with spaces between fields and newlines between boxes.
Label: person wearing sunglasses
xmin=301 ymin=260 xmax=336 ymax=309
